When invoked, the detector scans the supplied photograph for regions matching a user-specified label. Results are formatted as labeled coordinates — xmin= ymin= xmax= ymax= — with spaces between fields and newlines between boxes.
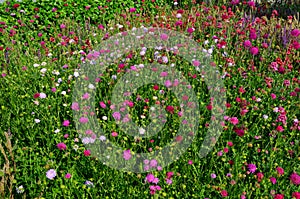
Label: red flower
xmin=292 ymin=192 xmax=300 ymax=199
xmin=273 ymin=194 xmax=284 ymax=199
xmin=33 ymin=93 xmax=40 ymax=99
xmin=13 ymin=4 xmax=20 ymax=9
xmin=166 ymin=106 xmax=174 ymax=114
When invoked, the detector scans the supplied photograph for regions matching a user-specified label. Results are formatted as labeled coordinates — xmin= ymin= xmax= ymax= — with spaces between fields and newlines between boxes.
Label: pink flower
xmin=164 ymin=80 xmax=172 ymax=88
xmin=129 ymin=7 xmax=136 ymax=12
xmin=146 ymin=173 xmax=155 ymax=183
xmin=292 ymin=192 xmax=300 ymax=199
xmin=243 ymin=40 xmax=252 ymax=48
xmin=247 ymin=1 xmax=255 ymax=7
xmin=65 ymin=173 xmax=71 ymax=179
xmin=60 ymin=24 xmax=66 ymax=29
xmin=84 ymin=150 xmax=91 ymax=156
xmin=273 ymin=194 xmax=284 ymax=199
xmin=160 ymin=33 xmax=169 ymax=41
xmin=123 ymin=149 xmax=132 ymax=160
xmin=291 ymin=29 xmax=300 ymax=37
xmin=63 ymin=120 xmax=70 ymax=126
xmin=99 ymin=101 xmax=106 ymax=108
xmin=79 ymin=117 xmax=88 ymax=124
xmin=229 ymin=117 xmax=239 ymax=125
xmin=276 ymin=167 xmax=284 ymax=175
xmin=187 ymin=27 xmax=194 ymax=34
xmin=57 ymin=142 xmax=66 ymax=150
xmin=112 ymin=112 xmax=121 ymax=120
xmin=290 ymin=172 xmax=300 ymax=185
xmin=188 ymin=160 xmax=193 ymax=165
xmin=270 ymin=177 xmax=277 ymax=184
xmin=71 ymin=102 xmax=79 ymax=111
xmin=271 ymin=93 xmax=276 ymax=99
xmin=192 ymin=60 xmax=200 ymax=67
xmin=248 ymin=163 xmax=257 ymax=173
xmin=220 ymin=190 xmax=228 ymax=197
xmin=111 ymin=132 xmax=118 ymax=137
xmin=250 ymin=46 xmax=259 ymax=55
xmin=276 ymin=125 xmax=284 ymax=132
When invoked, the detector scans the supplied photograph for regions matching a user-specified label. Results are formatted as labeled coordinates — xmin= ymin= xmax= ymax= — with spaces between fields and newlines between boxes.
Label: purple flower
xmin=291 ymin=29 xmax=300 ymax=37
xmin=146 ymin=173 xmax=155 ymax=183
xmin=211 ymin=173 xmax=217 ymax=178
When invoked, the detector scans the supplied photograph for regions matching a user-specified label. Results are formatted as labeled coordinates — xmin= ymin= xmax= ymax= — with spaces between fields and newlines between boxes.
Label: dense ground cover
xmin=0 ymin=0 xmax=299 ymax=198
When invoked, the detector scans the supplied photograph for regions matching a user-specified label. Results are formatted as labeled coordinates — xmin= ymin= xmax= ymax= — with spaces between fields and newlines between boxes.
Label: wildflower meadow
xmin=0 ymin=0 xmax=299 ymax=198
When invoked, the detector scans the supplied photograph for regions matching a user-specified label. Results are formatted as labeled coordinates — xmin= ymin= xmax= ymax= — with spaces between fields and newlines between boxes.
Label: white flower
xmin=208 ymin=48 xmax=213 ymax=54
xmin=69 ymin=39 xmax=75 ymax=44
xmin=273 ymin=107 xmax=279 ymax=113
xmin=112 ymin=75 xmax=117 ymax=80
xmin=41 ymin=62 xmax=47 ymax=66
xmin=34 ymin=119 xmax=40 ymax=123
xmin=73 ymin=145 xmax=79 ymax=151
xmin=138 ymin=64 xmax=144 ymax=68
xmin=34 ymin=101 xmax=39 ymax=105
xmin=57 ymin=78 xmax=62 ymax=83
xmin=176 ymin=13 xmax=182 ymax=18
xmin=39 ymin=93 xmax=47 ymax=98
xmin=52 ymin=70 xmax=60 ymax=75
xmin=102 ymin=116 xmax=108 ymax=120
xmin=139 ymin=127 xmax=145 ymax=135
xmin=174 ymin=2 xmax=178 ymax=5
xmin=33 ymin=63 xmax=40 ymax=67
xmin=88 ymin=84 xmax=95 ymax=89
xmin=263 ymin=115 xmax=268 ymax=120
xmin=47 ymin=53 xmax=52 ymax=57
xmin=54 ymin=129 xmax=60 ymax=133
xmin=61 ymin=91 xmax=66 ymax=95
xmin=40 ymin=68 xmax=47 ymax=73
xmin=256 ymin=98 xmax=261 ymax=102
xmin=74 ymin=72 xmax=79 ymax=77
xmin=16 ymin=185 xmax=24 ymax=194
xmin=204 ymin=40 xmax=209 ymax=45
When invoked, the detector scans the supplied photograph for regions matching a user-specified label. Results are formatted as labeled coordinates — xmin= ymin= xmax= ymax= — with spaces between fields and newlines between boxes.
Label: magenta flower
xmin=63 ymin=120 xmax=70 ymax=126
xmin=129 ymin=7 xmax=136 ymax=12
xmin=65 ymin=173 xmax=71 ymax=179
xmin=271 ymin=93 xmax=276 ymax=99
xmin=248 ymin=163 xmax=257 ymax=173
xmin=276 ymin=167 xmax=284 ymax=175
xmin=164 ymin=80 xmax=172 ymax=88
xmin=291 ymin=29 xmax=300 ymax=37
xmin=270 ymin=177 xmax=277 ymax=184
xmin=229 ymin=117 xmax=239 ymax=125
xmin=57 ymin=142 xmax=66 ymax=150
xmin=84 ymin=150 xmax=91 ymax=156
xmin=146 ymin=173 xmax=155 ymax=183
xmin=290 ymin=172 xmax=300 ymax=185
xmin=60 ymin=24 xmax=66 ymax=29
xmin=250 ymin=47 xmax=259 ymax=55
xmin=123 ymin=149 xmax=132 ymax=160
xmin=99 ymin=102 xmax=106 ymax=108
xmin=150 ymin=159 xmax=158 ymax=168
